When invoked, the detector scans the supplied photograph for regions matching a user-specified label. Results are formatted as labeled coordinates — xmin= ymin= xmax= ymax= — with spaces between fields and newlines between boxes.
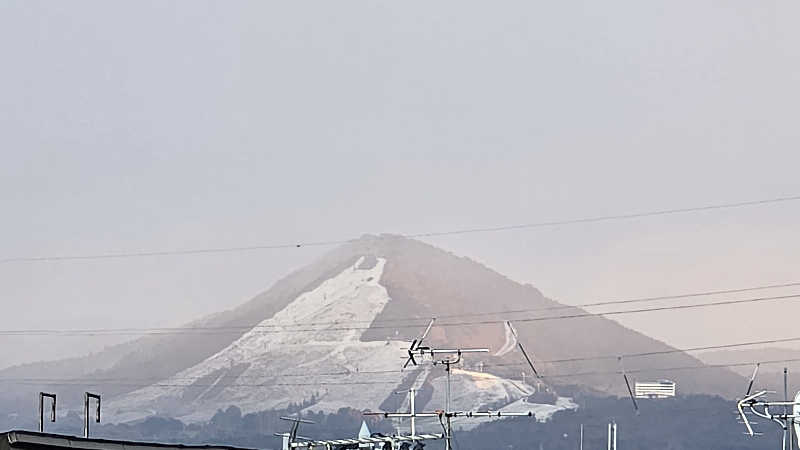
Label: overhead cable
xmin=3 ymin=194 xmax=798 ymax=263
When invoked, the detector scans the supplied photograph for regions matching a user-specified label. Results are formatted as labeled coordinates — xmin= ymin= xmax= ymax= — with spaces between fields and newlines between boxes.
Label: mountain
xmin=0 ymin=235 xmax=745 ymax=425
xmin=695 ymin=347 xmax=800 ymax=396
xmin=697 ymin=348 xmax=800 ymax=375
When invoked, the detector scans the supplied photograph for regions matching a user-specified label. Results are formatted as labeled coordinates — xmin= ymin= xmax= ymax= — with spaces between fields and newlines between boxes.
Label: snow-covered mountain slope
xmin=106 ymin=256 xmax=556 ymax=425
xmin=1 ymin=234 xmax=747 ymax=427
xmin=107 ymin=257 xmax=413 ymax=422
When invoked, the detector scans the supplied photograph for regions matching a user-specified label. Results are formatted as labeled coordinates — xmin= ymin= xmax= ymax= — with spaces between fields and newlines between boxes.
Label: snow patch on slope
xmin=499 ymin=396 xmax=578 ymax=422
xmin=424 ymin=369 xmax=576 ymax=431
xmin=493 ymin=322 xmax=517 ymax=357
xmin=427 ymin=369 xmax=533 ymax=413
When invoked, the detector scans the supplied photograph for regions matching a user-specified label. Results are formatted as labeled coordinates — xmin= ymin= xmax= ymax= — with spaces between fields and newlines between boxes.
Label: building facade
xmin=634 ymin=380 xmax=676 ymax=399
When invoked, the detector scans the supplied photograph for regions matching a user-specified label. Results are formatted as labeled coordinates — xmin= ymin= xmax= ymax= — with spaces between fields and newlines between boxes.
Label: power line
xmin=3 ymin=194 xmax=799 ymax=263
xmin=2 ymin=357 xmax=799 ymax=389
xmin=0 ymin=278 xmax=792 ymax=335
xmin=406 ymin=194 xmax=800 ymax=239
xmin=4 ymin=335 xmax=800 ymax=384
xmin=5 ymin=278 xmax=793 ymax=335
xmin=386 ymin=280 xmax=800 ymax=324
xmin=0 ymin=380 xmax=403 ymax=388
xmin=542 ymin=357 xmax=800 ymax=380
xmin=505 ymin=293 xmax=800 ymax=326
xmin=231 ymin=280 xmax=800 ymax=329
xmin=492 ymin=335 xmax=800 ymax=368
xmin=1 ymin=292 xmax=796 ymax=336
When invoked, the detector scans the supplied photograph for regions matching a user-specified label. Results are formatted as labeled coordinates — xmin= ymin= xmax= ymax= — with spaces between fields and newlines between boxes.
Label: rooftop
xmin=0 ymin=430 xmax=257 ymax=450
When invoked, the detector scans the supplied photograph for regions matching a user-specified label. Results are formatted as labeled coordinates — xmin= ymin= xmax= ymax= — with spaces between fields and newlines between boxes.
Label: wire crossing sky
xmin=0 ymin=290 xmax=797 ymax=336
xmin=2 ymin=334 xmax=800 ymax=384
xmin=2 ymin=194 xmax=799 ymax=263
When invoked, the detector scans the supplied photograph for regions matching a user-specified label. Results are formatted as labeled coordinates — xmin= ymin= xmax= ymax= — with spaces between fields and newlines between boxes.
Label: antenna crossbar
xmin=289 ymin=434 xmax=444 ymax=448
xmin=280 ymin=416 xmax=316 ymax=424
xmin=366 ymin=411 xmax=537 ymax=419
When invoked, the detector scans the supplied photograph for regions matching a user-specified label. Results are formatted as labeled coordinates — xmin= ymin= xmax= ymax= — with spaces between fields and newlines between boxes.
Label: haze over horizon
xmin=2 ymin=0 xmax=800 ymax=369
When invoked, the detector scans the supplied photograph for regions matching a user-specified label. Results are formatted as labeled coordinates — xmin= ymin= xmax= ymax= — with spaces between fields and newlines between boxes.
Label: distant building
xmin=0 ymin=430 xmax=254 ymax=450
xmin=634 ymin=380 xmax=676 ymax=399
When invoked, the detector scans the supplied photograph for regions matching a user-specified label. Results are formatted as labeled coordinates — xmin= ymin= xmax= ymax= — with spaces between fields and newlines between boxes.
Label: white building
xmin=634 ymin=380 xmax=676 ymax=398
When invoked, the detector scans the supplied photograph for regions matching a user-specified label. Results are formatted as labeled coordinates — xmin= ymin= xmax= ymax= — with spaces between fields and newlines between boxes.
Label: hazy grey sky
xmin=1 ymin=0 xmax=799 ymax=369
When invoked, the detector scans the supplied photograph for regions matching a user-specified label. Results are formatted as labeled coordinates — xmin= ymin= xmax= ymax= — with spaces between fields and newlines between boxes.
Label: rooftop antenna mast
xmin=370 ymin=319 xmax=546 ymax=450
xmin=275 ymin=416 xmax=315 ymax=450
xmin=391 ymin=389 xmax=420 ymax=436
xmin=404 ymin=319 xmax=488 ymax=450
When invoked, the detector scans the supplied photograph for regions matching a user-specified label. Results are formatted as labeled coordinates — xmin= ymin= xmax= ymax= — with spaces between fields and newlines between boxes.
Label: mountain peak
xmin=0 ymin=237 xmax=745 ymax=425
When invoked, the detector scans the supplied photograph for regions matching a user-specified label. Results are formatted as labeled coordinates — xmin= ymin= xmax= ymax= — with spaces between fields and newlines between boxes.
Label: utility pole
xmin=440 ymin=353 xmax=470 ymax=450
xmin=394 ymin=319 xmax=543 ymax=450
xmin=607 ymin=421 xmax=617 ymax=450
xmin=787 ymin=368 xmax=793 ymax=450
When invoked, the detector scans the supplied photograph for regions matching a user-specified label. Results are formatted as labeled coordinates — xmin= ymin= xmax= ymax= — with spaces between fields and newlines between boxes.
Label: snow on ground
xmin=104 ymin=257 xmax=570 ymax=425
xmin=499 ymin=396 xmax=578 ymax=421
xmin=493 ymin=322 xmax=517 ymax=357
xmin=448 ymin=396 xmax=577 ymax=432
xmin=421 ymin=369 xmax=577 ymax=432
xmin=425 ymin=368 xmax=534 ymax=413
xmin=107 ymin=257 xmax=422 ymax=423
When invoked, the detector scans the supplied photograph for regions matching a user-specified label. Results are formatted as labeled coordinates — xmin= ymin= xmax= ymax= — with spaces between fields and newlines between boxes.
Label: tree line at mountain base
xmin=0 ymin=394 xmax=784 ymax=450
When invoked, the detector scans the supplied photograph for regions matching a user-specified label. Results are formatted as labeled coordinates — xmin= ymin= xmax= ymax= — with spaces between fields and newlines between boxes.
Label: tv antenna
xmin=370 ymin=319 xmax=546 ymax=450
xmin=277 ymin=415 xmax=443 ymax=450
xmin=403 ymin=318 xmax=436 ymax=369
xmin=736 ymin=364 xmax=800 ymax=450
xmin=275 ymin=416 xmax=315 ymax=450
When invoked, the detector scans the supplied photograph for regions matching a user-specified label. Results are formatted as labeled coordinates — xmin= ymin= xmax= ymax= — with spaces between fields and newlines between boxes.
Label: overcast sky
xmin=1 ymin=0 xmax=799 ymax=369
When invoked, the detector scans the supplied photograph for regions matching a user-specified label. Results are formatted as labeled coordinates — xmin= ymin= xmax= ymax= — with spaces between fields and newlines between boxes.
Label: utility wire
xmin=3 ymin=194 xmax=799 ymax=263
xmin=247 ymin=280 xmax=800 ymax=329
xmin=541 ymin=357 xmax=800 ymax=380
xmin=4 ymin=335 xmax=800 ymax=384
xmin=0 ymin=380 xmax=402 ymax=388
xmin=406 ymin=194 xmax=800 ymax=239
xmin=0 ymin=292 xmax=796 ymax=336
xmin=490 ymin=336 xmax=800 ymax=368
xmin=46 ymin=279 xmax=794 ymax=331
xmin=3 ymin=357 xmax=800 ymax=389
